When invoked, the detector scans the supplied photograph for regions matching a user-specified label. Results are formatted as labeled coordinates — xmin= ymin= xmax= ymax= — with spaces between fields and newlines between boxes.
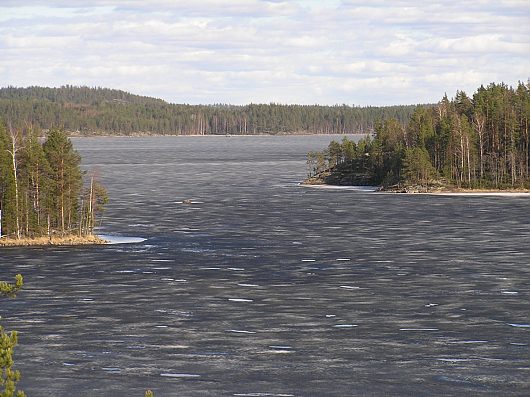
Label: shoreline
xmin=0 ymin=234 xmax=108 ymax=247
xmin=300 ymin=182 xmax=530 ymax=196
xmin=68 ymin=132 xmax=369 ymax=138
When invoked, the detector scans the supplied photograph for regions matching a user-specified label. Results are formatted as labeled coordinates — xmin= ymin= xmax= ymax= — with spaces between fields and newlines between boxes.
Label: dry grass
xmin=0 ymin=234 xmax=108 ymax=247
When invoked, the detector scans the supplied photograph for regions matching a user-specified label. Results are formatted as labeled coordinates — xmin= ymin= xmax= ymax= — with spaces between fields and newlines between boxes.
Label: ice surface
xmin=3 ymin=135 xmax=529 ymax=397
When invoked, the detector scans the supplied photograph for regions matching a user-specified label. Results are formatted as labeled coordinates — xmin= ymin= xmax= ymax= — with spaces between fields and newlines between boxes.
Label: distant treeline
xmin=308 ymin=81 xmax=530 ymax=189
xmin=0 ymin=86 xmax=420 ymax=135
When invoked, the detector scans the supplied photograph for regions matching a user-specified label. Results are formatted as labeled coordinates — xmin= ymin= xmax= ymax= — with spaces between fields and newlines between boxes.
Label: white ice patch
xmin=449 ymin=340 xmax=488 ymax=344
xmin=228 ymin=298 xmax=254 ymax=302
xmin=99 ymin=234 xmax=147 ymax=244
xmin=233 ymin=393 xmax=294 ymax=397
xmin=300 ymin=184 xmax=379 ymax=192
xmin=507 ymin=323 xmax=530 ymax=328
xmin=400 ymin=328 xmax=439 ymax=331
xmin=334 ymin=324 xmax=358 ymax=328
xmin=160 ymin=373 xmax=201 ymax=378
xmin=226 ymin=329 xmax=256 ymax=334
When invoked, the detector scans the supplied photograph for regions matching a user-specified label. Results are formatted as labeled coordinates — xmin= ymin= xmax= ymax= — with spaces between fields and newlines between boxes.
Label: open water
xmin=1 ymin=135 xmax=529 ymax=396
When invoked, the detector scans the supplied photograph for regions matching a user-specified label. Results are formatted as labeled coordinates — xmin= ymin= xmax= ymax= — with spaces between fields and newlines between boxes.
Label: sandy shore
xmin=0 ymin=234 xmax=108 ymax=247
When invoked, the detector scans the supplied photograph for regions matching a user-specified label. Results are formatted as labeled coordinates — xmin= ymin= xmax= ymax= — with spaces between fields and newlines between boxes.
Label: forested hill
xmin=0 ymin=85 xmax=421 ymax=136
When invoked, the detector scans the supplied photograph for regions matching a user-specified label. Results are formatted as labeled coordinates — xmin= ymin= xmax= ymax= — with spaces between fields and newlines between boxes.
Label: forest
xmin=307 ymin=82 xmax=530 ymax=190
xmin=0 ymin=125 xmax=107 ymax=240
xmin=0 ymin=86 xmax=420 ymax=136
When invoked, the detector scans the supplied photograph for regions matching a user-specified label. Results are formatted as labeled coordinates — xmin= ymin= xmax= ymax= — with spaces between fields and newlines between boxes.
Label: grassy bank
xmin=0 ymin=234 xmax=108 ymax=247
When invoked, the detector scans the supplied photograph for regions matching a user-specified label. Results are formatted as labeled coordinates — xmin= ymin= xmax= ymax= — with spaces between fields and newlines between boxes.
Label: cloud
xmin=0 ymin=0 xmax=528 ymax=105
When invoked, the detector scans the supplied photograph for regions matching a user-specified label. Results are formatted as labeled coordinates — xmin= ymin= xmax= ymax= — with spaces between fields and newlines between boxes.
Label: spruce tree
xmin=42 ymin=129 xmax=82 ymax=236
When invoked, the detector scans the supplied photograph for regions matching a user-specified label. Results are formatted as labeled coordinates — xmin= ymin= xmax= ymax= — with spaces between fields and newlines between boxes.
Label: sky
xmin=0 ymin=0 xmax=529 ymax=106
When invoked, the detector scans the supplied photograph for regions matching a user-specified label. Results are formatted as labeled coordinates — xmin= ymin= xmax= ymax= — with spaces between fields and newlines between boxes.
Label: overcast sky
xmin=1 ymin=0 xmax=529 ymax=105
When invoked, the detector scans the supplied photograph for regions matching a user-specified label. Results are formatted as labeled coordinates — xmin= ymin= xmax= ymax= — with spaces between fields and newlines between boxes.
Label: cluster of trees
xmin=0 ymin=86 xmax=419 ymax=136
xmin=0 ymin=125 xmax=107 ymax=239
xmin=309 ymin=82 xmax=530 ymax=189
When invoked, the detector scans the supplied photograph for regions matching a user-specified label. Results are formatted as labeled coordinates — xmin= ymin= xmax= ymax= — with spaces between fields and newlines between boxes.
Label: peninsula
xmin=305 ymin=81 xmax=530 ymax=193
xmin=0 ymin=126 xmax=108 ymax=246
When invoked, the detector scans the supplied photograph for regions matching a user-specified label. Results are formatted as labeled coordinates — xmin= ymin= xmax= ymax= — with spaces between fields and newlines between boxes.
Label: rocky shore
xmin=303 ymin=174 xmax=530 ymax=194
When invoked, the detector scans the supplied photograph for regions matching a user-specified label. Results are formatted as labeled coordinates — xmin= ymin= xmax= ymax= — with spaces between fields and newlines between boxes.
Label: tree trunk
xmin=8 ymin=128 xmax=21 ymax=239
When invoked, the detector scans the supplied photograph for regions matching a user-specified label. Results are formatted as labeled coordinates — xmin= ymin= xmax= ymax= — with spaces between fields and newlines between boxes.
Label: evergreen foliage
xmin=0 ymin=86 xmax=420 ymax=136
xmin=0 ymin=125 xmax=106 ymax=239
xmin=0 ymin=275 xmax=25 ymax=397
xmin=308 ymin=82 xmax=530 ymax=189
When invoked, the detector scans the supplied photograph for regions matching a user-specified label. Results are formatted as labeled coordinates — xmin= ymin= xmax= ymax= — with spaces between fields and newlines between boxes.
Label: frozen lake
xmin=1 ymin=135 xmax=530 ymax=396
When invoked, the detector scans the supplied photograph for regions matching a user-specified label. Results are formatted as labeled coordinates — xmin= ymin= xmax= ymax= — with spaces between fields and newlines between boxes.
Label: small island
xmin=0 ymin=126 xmax=108 ymax=247
xmin=305 ymin=82 xmax=530 ymax=193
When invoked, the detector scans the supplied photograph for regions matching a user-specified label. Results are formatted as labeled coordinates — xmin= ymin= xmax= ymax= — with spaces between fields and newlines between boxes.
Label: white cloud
xmin=0 ymin=0 xmax=528 ymax=105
